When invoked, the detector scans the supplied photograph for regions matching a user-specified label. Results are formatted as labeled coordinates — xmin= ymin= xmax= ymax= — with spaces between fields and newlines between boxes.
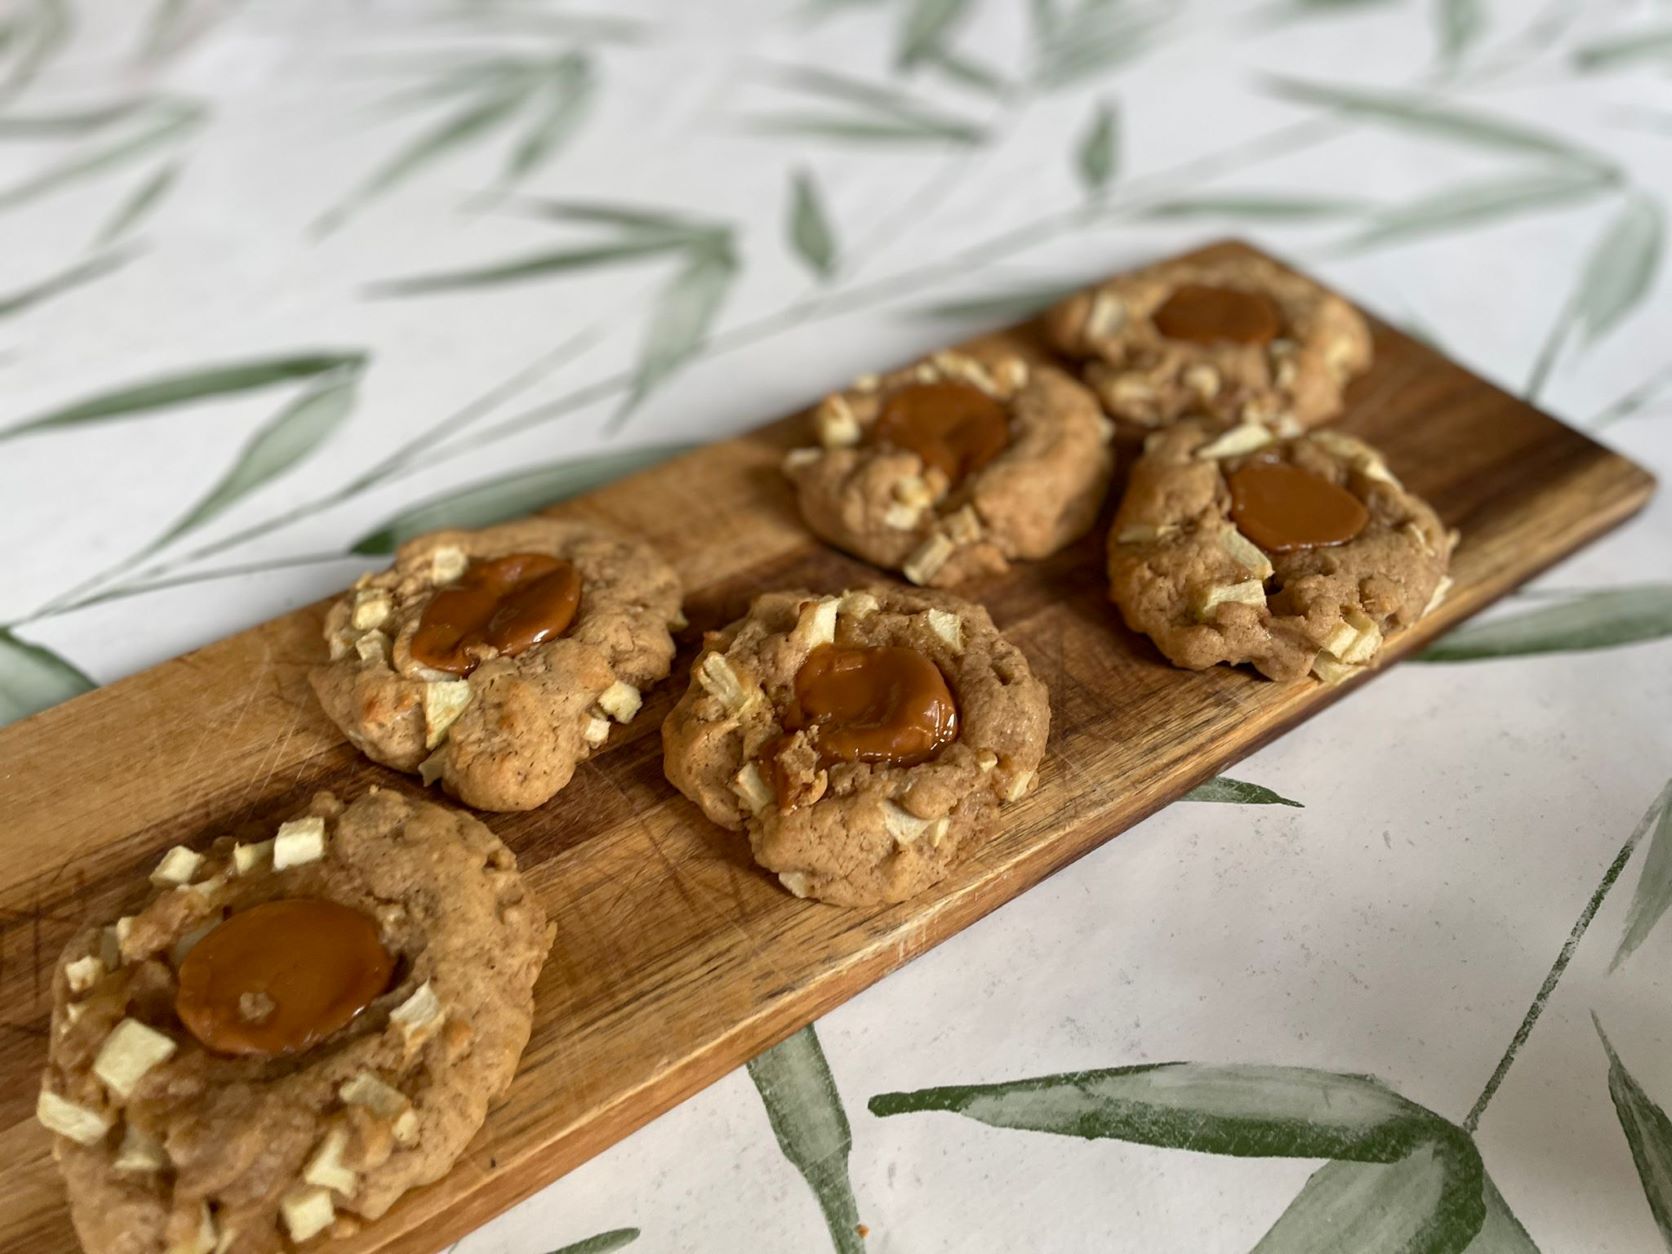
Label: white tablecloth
xmin=3 ymin=2 xmax=1671 ymax=1251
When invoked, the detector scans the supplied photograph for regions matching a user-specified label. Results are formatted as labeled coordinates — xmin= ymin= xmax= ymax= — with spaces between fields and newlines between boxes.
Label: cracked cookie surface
xmin=38 ymin=789 xmax=551 ymax=1254
xmin=783 ymin=348 xmax=1114 ymax=588
xmin=1108 ymin=420 xmax=1455 ymax=681
xmin=1044 ymin=252 xmax=1372 ymax=434
xmin=311 ymin=518 xmax=683 ymax=811
xmin=662 ymin=585 xmax=1050 ymax=906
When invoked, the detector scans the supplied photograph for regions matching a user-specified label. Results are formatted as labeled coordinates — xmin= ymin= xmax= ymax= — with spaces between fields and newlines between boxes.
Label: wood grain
xmin=0 ymin=241 xmax=1654 ymax=1253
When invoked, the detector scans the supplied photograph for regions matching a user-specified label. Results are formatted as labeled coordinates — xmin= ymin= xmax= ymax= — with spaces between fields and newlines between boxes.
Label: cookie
xmin=783 ymin=347 xmax=1114 ymax=587
xmin=311 ymin=518 xmax=684 ymax=811
xmin=36 ymin=789 xmax=551 ymax=1254
xmin=1044 ymin=252 xmax=1372 ymax=433
xmin=1107 ymin=420 xmax=1455 ymax=681
xmin=662 ymin=585 xmax=1050 ymax=906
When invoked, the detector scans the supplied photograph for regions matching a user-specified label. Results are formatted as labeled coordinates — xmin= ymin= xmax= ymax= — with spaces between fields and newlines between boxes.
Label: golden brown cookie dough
xmin=1044 ymin=252 xmax=1372 ymax=433
xmin=662 ymin=585 xmax=1050 ymax=906
xmin=1108 ymin=421 xmax=1455 ymax=681
xmin=311 ymin=518 xmax=684 ymax=812
xmin=37 ymin=789 xmax=551 ymax=1254
xmin=783 ymin=348 xmax=1114 ymax=588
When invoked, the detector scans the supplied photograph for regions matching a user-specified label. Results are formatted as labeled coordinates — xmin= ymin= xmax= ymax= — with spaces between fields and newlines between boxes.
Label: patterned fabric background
xmin=2 ymin=1 xmax=1671 ymax=1251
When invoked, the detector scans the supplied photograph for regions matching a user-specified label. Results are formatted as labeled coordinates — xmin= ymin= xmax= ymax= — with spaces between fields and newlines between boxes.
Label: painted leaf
xmin=369 ymin=238 xmax=688 ymax=297
xmin=1076 ymin=100 xmax=1119 ymax=197
xmin=1033 ymin=6 xmax=1165 ymax=89
xmin=519 ymin=199 xmax=710 ymax=236
xmin=1597 ymin=1018 xmax=1672 ymax=1246
xmin=924 ymin=49 xmax=1010 ymax=98
xmin=1436 ymin=0 xmax=1486 ymax=67
xmin=1465 ymin=1175 xmax=1539 ymax=1253
xmin=788 ymin=170 xmax=838 ymax=280
xmin=1418 ymin=586 xmax=1672 ymax=662
xmin=0 ymin=99 xmax=202 ymax=213
xmin=869 ymin=1064 xmax=1448 ymax=1162
xmin=0 ymin=628 xmax=93 ymax=725
xmin=1609 ymin=777 xmax=1672 ymax=972
xmin=616 ymin=236 xmax=738 ymax=420
xmin=1342 ymin=170 xmax=1611 ymax=252
xmin=1573 ymin=27 xmax=1672 ymax=73
xmin=1251 ymin=1136 xmax=1486 ymax=1254
xmin=897 ymin=0 xmax=972 ymax=67
xmin=0 ymin=247 xmax=137 ymax=321
xmin=1571 ymin=194 xmax=1665 ymax=348
xmin=1 ymin=351 xmax=364 ymax=439
xmin=155 ymin=364 xmax=363 ymax=547
xmin=1141 ymin=194 xmax=1366 ymax=221
xmin=545 ymin=1228 xmax=640 ymax=1254
xmin=1593 ymin=361 xmax=1672 ymax=429
xmin=93 ymin=161 xmax=179 ymax=247
xmin=0 ymin=0 xmax=70 ymax=103
xmin=315 ymin=78 xmax=531 ymax=233
xmin=1184 ymin=777 xmax=1304 ymax=807
xmin=350 ymin=445 xmax=690 ymax=553
xmin=1263 ymin=77 xmax=1612 ymax=173
xmin=0 ymin=102 xmax=141 ymax=137
xmin=746 ymin=64 xmax=988 ymax=145
xmin=916 ymin=280 xmax=1082 ymax=323
xmin=500 ymin=54 xmax=594 ymax=186
xmin=749 ymin=1027 xmax=864 ymax=1254
xmin=743 ymin=112 xmax=985 ymax=146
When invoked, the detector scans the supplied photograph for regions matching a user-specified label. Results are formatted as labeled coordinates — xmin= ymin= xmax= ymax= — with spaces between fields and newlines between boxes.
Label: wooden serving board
xmin=0 ymin=241 xmax=1655 ymax=1252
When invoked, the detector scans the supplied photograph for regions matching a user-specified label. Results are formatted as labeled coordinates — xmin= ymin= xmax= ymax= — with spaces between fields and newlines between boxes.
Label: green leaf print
xmin=1262 ymin=77 xmax=1613 ymax=174
xmin=615 ymin=233 xmax=739 ymax=424
xmin=92 ymin=161 xmax=180 ymax=247
xmin=544 ymin=1228 xmax=641 ymax=1254
xmin=914 ymin=280 xmax=1082 ymax=323
xmin=1573 ymin=27 xmax=1672 ymax=74
xmin=369 ymin=237 xmax=690 ymax=296
xmin=1608 ymin=777 xmax=1672 ymax=973
xmin=1031 ymin=3 xmax=1168 ymax=90
xmin=0 ymin=0 xmax=70 ymax=103
xmin=1596 ymin=1017 xmax=1672 ymax=1248
xmin=896 ymin=0 xmax=973 ymax=68
xmin=0 ymin=352 xmax=365 ymax=440
xmin=871 ymin=1064 xmax=1451 ymax=1160
xmin=1251 ymin=1139 xmax=1487 ymax=1254
xmin=749 ymin=1027 xmax=864 ymax=1254
xmin=1527 ymin=194 xmax=1666 ymax=397
xmin=1340 ymin=169 xmax=1614 ymax=252
xmin=0 ymin=98 xmax=203 ymax=213
xmin=0 ymin=101 xmax=141 ymax=137
xmin=1417 ymin=586 xmax=1672 ymax=662
xmin=742 ymin=64 xmax=988 ymax=146
xmin=317 ymin=53 xmax=596 ymax=233
xmin=350 ymin=445 xmax=691 ymax=553
xmin=1434 ymin=0 xmax=1487 ymax=69
xmin=153 ymin=362 xmax=364 ymax=547
xmin=1075 ymin=99 xmax=1119 ymax=197
xmin=1467 ymin=1175 xmax=1540 ymax=1252
xmin=0 ymin=627 xmax=93 ymax=725
xmin=0 ymin=247 xmax=139 ymax=321
xmin=787 ymin=169 xmax=839 ymax=280
xmin=1140 ymin=193 xmax=1367 ymax=221
xmin=1184 ymin=777 xmax=1304 ymax=807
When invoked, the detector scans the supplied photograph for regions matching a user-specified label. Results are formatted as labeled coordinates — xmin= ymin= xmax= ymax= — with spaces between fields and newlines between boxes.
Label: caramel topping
xmin=786 ymin=643 xmax=958 ymax=769
xmin=1152 ymin=284 xmax=1283 ymax=346
xmin=175 ymin=900 xmax=395 ymax=1057
xmin=411 ymin=552 xmax=581 ymax=676
xmin=1228 ymin=461 xmax=1369 ymax=554
xmin=873 ymin=381 xmax=1010 ymax=485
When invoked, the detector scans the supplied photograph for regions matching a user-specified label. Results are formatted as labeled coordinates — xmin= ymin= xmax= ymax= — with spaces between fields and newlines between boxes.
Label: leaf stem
xmin=1463 ymin=776 xmax=1672 ymax=1131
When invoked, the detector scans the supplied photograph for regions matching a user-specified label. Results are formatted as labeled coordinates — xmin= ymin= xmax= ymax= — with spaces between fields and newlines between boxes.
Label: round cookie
xmin=662 ymin=585 xmax=1050 ymax=906
xmin=1107 ymin=420 xmax=1455 ymax=681
xmin=36 ymin=789 xmax=551 ymax=1254
xmin=783 ymin=348 xmax=1114 ymax=588
xmin=311 ymin=518 xmax=684 ymax=811
xmin=1044 ymin=252 xmax=1372 ymax=433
